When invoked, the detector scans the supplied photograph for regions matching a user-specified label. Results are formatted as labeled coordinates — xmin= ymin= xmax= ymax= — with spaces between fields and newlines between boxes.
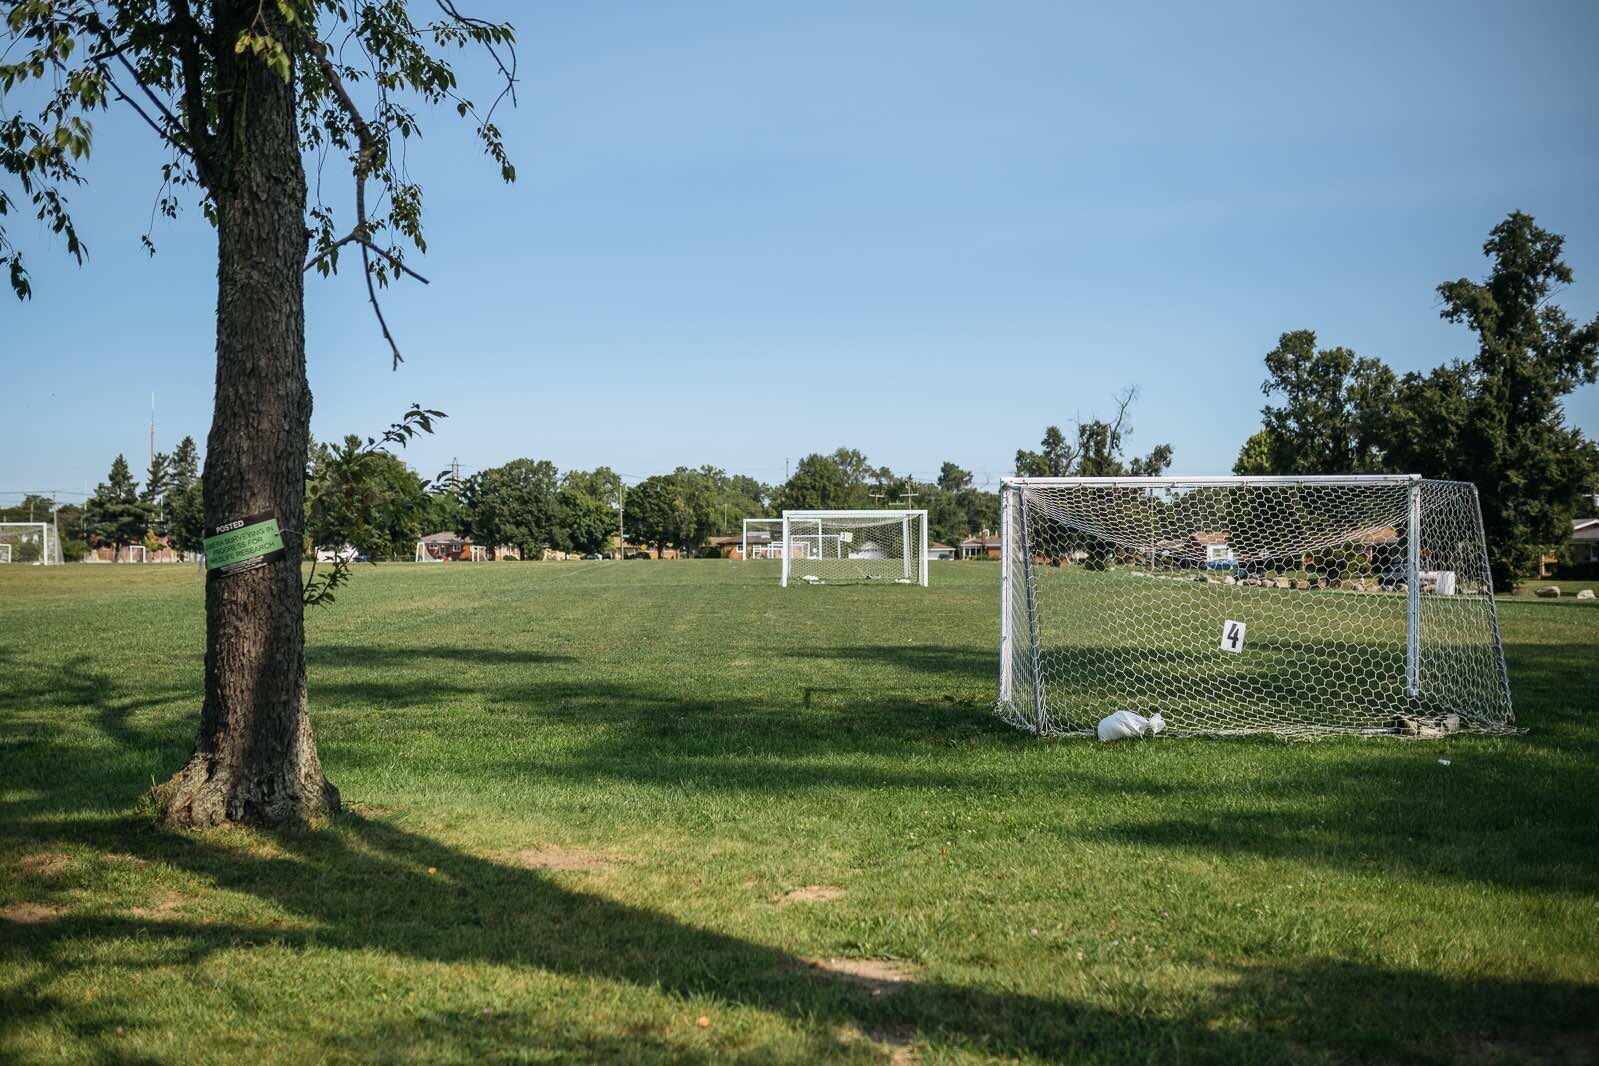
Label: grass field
xmin=3 ymin=560 xmax=1597 ymax=1063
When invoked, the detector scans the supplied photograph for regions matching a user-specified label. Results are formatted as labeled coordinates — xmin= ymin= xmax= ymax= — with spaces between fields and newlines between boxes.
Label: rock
xmin=1578 ymin=589 xmax=1595 ymax=600
xmin=1535 ymin=585 xmax=1561 ymax=598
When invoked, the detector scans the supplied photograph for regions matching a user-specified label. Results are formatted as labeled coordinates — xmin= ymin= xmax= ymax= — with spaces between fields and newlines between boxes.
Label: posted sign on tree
xmin=203 ymin=513 xmax=286 ymax=577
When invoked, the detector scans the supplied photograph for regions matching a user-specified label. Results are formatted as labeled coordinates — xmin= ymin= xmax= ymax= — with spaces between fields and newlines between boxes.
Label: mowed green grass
xmin=2 ymin=560 xmax=1597 ymax=1064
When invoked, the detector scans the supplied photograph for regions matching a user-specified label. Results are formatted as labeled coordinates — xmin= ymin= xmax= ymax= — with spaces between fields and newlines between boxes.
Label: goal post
xmin=996 ymin=475 xmax=1513 ymax=737
xmin=0 ymin=523 xmax=63 ymax=565
xmin=779 ymin=510 xmax=928 ymax=586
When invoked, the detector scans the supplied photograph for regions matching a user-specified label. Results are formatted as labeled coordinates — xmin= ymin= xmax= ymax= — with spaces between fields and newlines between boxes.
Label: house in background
xmin=926 ymin=542 xmax=956 ymax=561
xmin=416 ymin=531 xmax=464 ymax=561
xmin=415 ymin=531 xmax=522 ymax=561
xmin=960 ymin=530 xmax=1002 ymax=559
xmin=1569 ymin=518 xmax=1599 ymax=566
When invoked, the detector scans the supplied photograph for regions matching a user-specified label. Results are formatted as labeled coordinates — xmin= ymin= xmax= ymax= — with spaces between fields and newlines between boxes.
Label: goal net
xmin=997 ymin=476 xmax=1513 ymax=737
xmin=0 ymin=523 xmax=63 ymax=565
xmin=781 ymin=510 xmax=928 ymax=586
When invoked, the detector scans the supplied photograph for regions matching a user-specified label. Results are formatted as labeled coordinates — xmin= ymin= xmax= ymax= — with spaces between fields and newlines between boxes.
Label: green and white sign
xmin=203 ymin=512 xmax=286 ymax=575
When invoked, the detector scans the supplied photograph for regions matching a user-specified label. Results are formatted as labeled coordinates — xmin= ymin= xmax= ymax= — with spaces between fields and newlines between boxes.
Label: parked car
xmin=315 ymin=545 xmax=359 ymax=563
xmin=582 ymin=552 xmax=603 ymax=560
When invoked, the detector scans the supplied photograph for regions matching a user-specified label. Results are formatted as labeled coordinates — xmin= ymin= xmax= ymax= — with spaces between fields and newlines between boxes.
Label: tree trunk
xmin=162 ymin=13 xmax=338 ymax=827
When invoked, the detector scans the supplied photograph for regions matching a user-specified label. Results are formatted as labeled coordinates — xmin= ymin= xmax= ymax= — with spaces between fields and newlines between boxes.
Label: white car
xmin=315 ymin=545 xmax=360 ymax=563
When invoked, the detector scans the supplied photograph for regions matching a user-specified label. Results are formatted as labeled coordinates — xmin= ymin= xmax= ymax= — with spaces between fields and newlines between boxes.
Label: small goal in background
xmin=780 ymin=510 xmax=929 ymax=587
xmin=0 ymin=523 xmax=64 ymax=566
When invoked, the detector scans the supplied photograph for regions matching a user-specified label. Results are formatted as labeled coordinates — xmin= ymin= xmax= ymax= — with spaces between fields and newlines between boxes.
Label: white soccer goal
xmin=741 ymin=517 xmax=783 ymax=560
xmin=996 ymin=476 xmax=1514 ymax=737
xmin=0 ymin=523 xmax=63 ymax=565
xmin=780 ymin=510 xmax=928 ymax=586
xmin=122 ymin=544 xmax=148 ymax=563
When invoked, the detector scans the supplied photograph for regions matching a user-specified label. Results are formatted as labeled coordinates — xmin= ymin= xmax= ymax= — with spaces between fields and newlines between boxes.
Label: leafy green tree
xmin=142 ymin=451 xmax=173 ymax=537
xmin=937 ymin=462 xmax=973 ymax=492
xmin=1232 ymin=430 xmax=1276 ymax=476
xmin=1014 ymin=426 xmax=1073 ymax=478
xmin=776 ymin=453 xmax=854 ymax=510
xmin=2 ymin=2 xmax=516 ymax=825
xmin=626 ymin=474 xmax=689 ymax=557
xmin=168 ymin=480 xmax=206 ymax=560
xmin=829 ymin=448 xmax=885 ymax=493
xmin=84 ymin=455 xmax=149 ymax=558
xmin=305 ymin=437 xmax=433 ymax=561
xmin=461 ymin=459 xmax=563 ymax=559
xmin=1251 ymin=331 xmax=1397 ymax=474
xmin=163 ymin=436 xmax=205 ymax=558
xmin=1017 ymin=390 xmax=1172 ymax=478
xmin=1427 ymin=212 xmax=1599 ymax=589
xmin=557 ymin=468 xmax=620 ymax=555
xmin=170 ymin=436 xmax=201 ymax=489
xmin=725 ymin=474 xmax=769 ymax=516
xmin=702 ymin=468 xmax=766 ymax=534
xmin=924 ymin=483 xmax=999 ymax=545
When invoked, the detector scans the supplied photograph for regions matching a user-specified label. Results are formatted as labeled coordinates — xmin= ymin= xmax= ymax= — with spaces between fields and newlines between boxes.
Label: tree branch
xmin=304 ymin=231 xmax=429 ymax=283
xmin=308 ymin=36 xmax=410 ymax=368
xmin=167 ymin=0 xmax=219 ymax=187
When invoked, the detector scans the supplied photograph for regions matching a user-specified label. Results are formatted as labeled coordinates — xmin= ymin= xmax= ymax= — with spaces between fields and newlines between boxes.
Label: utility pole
xmin=785 ymin=457 xmax=790 ymax=481
xmin=149 ymin=393 xmax=157 ymax=469
xmin=899 ymin=489 xmax=918 ymax=508
xmin=451 ymin=456 xmax=461 ymax=484
xmin=617 ymin=474 xmax=625 ymax=559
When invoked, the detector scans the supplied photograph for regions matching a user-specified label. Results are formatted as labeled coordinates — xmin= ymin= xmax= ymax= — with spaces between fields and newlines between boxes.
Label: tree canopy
xmin=83 ymin=454 xmax=149 ymax=553
xmin=1016 ymin=389 xmax=1173 ymax=480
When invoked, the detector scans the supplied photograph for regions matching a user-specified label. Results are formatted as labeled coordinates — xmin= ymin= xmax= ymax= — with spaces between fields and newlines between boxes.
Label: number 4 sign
xmin=1220 ymin=620 xmax=1247 ymax=654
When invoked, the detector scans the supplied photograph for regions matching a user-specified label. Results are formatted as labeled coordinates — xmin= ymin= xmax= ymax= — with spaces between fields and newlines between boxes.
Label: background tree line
xmin=23 ymin=215 xmax=1593 ymax=585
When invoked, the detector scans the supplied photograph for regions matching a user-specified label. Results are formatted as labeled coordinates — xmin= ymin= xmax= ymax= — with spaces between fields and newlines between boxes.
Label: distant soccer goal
xmin=996 ymin=476 xmax=1513 ymax=738
xmin=780 ymin=510 xmax=928 ymax=587
xmin=741 ymin=517 xmax=784 ymax=559
xmin=0 ymin=523 xmax=63 ymax=565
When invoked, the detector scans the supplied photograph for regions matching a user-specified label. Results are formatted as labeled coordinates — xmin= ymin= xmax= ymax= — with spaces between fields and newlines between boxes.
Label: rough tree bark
xmin=161 ymin=5 xmax=338 ymax=827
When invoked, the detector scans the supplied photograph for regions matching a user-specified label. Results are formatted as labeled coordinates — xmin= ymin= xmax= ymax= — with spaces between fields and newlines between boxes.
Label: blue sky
xmin=4 ymin=0 xmax=1597 ymax=504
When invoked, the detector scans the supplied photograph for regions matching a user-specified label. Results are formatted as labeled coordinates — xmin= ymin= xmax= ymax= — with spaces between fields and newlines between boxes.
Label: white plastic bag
xmin=1096 ymin=710 xmax=1167 ymax=742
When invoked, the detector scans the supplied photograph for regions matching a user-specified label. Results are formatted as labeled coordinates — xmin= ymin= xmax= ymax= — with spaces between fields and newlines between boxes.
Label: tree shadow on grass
xmin=307 ymin=644 xmax=575 ymax=669
xmin=9 ymin=643 xmax=1597 ymax=900
xmin=4 ymin=812 xmax=1597 ymax=1063
xmin=781 ymin=644 xmax=997 ymax=682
